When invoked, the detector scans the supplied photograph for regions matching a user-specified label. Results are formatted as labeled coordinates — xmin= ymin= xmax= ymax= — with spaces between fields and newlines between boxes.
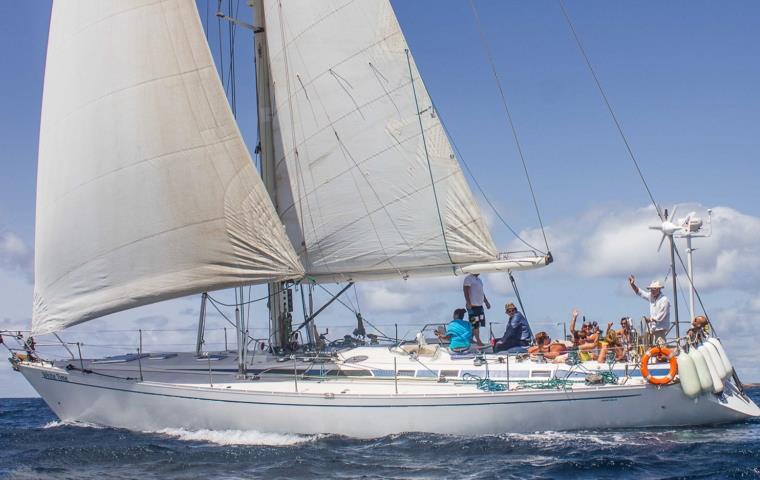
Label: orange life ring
xmin=640 ymin=346 xmax=677 ymax=385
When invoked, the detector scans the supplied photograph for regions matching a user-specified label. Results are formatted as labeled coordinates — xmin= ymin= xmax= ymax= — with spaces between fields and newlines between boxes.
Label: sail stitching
xmin=277 ymin=11 xmax=404 ymax=277
xmin=328 ymin=69 xmax=366 ymax=120
xmin=43 ymin=65 xmax=219 ymax=133
xmin=277 ymin=13 xmax=410 ymax=278
xmin=300 ymin=168 xmax=461 ymax=270
xmin=368 ymin=61 xmax=402 ymax=117
xmin=319 ymin=214 xmax=487 ymax=271
xmin=277 ymin=0 xmax=312 ymax=265
xmin=276 ymin=123 xmax=434 ymax=218
xmin=273 ymin=77 xmax=415 ymax=170
xmin=270 ymin=31 xmax=403 ymax=112
xmin=264 ymin=0 xmax=357 ymax=60
xmin=333 ymin=129 xmax=407 ymax=275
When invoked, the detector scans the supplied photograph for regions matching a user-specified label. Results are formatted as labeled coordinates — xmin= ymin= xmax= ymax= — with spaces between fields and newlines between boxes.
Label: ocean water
xmin=1 ymin=391 xmax=760 ymax=480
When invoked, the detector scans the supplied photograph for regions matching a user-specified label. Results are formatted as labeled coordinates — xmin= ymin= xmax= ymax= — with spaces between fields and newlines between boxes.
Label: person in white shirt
xmin=628 ymin=275 xmax=670 ymax=345
xmin=463 ymin=273 xmax=491 ymax=346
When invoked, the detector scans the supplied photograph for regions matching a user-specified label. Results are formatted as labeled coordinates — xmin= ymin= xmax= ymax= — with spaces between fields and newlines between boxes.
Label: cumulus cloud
xmin=361 ymin=276 xmax=460 ymax=313
xmin=0 ymin=231 xmax=33 ymax=281
xmin=510 ymin=203 xmax=760 ymax=294
xmin=705 ymin=295 xmax=760 ymax=380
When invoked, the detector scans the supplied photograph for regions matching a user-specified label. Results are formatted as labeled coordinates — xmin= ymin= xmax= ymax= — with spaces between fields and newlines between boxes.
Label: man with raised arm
xmin=463 ymin=273 xmax=490 ymax=346
xmin=628 ymin=275 xmax=671 ymax=345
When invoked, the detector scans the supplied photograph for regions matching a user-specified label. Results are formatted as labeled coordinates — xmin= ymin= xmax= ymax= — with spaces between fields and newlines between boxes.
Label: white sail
xmin=260 ymin=0 xmax=498 ymax=282
xmin=32 ymin=0 xmax=304 ymax=335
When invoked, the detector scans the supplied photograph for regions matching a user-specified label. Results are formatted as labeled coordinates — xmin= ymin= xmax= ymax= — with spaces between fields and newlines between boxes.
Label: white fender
xmin=676 ymin=350 xmax=701 ymax=398
xmin=688 ymin=348 xmax=713 ymax=393
xmin=706 ymin=337 xmax=732 ymax=374
xmin=697 ymin=343 xmax=724 ymax=394
xmin=702 ymin=341 xmax=728 ymax=380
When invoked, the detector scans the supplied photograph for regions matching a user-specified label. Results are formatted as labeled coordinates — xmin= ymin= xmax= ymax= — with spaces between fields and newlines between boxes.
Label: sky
xmin=1 ymin=1 xmax=759 ymax=397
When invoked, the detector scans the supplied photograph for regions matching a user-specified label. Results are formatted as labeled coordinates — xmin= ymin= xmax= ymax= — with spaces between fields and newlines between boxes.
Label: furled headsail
xmin=260 ymin=0 xmax=499 ymax=282
xmin=32 ymin=0 xmax=304 ymax=335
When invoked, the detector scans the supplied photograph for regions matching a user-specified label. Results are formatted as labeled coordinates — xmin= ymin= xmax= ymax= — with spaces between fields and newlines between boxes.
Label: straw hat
xmin=647 ymin=280 xmax=664 ymax=290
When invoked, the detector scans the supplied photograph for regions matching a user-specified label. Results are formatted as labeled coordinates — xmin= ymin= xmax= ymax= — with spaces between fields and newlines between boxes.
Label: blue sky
xmin=1 ymin=1 xmax=759 ymax=396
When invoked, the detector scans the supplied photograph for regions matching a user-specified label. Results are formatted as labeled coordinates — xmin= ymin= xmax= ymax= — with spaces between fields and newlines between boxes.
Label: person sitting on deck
xmin=569 ymin=309 xmax=600 ymax=356
xmin=569 ymin=309 xmax=590 ymax=346
xmin=435 ymin=308 xmax=472 ymax=352
xmin=687 ymin=315 xmax=710 ymax=342
xmin=580 ymin=321 xmax=601 ymax=350
xmin=596 ymin=322 xmax=626 ymax=363
xmin=493 ymin=303 xmax=533 ymax=353
xmin=528 ymin=332 xmax=567 ymax=361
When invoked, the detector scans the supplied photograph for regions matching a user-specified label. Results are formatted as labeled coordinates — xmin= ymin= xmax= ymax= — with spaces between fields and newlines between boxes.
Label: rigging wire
xmin=216 ymin=0 xmax=225 ymax=88
xmin=468 ymin=0 xmax=550 ymax=253
xmin=207 ymin=283 xmax=292 ymax=307
xmin=204 ymin=0 xmax=210 ymax=41
xmin=434 ymin=101 xmax=548 ymax=254
xmin=315 ymin=284 xmax=389 ymax=339
xmin=555 ymin=3 xmax=728 ymax=346
xmin=557 ymin=0 xmax=663 ymax=221
xmin=673 ymin=245 xmax=715 ymax=335
xmin=405 ymin=49 xmax=454 ymax=266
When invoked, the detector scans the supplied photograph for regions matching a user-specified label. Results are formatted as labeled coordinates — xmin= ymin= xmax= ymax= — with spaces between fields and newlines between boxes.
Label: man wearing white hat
xmin=628 ymin=275 xmax=670 ymax=344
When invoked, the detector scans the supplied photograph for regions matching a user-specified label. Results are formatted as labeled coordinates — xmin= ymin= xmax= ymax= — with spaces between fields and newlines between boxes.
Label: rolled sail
xmin=261 ymin=0 xmax=498 ymax=282
xmin=32 ymin=0 xmax=304 ymax=335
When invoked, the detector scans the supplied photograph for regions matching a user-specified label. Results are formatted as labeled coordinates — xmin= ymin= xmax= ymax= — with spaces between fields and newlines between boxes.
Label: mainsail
xmin=32 ymin=0 xmax=304 ymax=335
xmin=260 ymin=0 xmax=499 ymax=282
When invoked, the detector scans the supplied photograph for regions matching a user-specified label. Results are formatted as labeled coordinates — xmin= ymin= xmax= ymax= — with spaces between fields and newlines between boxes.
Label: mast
xmin=251 ymin=0 xmax=289 ymax=350
xmin=668 ymin=236 xmax=680 ymax=339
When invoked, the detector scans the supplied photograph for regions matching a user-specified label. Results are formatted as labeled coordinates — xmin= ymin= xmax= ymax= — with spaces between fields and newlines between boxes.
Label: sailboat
xmin=6 ymin=0 xmax=758 ymax=436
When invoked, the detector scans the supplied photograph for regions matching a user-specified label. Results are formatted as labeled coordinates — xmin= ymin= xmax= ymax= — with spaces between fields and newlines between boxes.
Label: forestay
xmin=32 ymin=0 xmax=304 ymax=335
xmin=261 ymin=0 xmax=498 ymax=282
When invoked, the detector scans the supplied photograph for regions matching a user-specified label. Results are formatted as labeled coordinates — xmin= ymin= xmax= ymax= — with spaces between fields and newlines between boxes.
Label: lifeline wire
xmin=468 ymin=0 xmax=550 ymax=253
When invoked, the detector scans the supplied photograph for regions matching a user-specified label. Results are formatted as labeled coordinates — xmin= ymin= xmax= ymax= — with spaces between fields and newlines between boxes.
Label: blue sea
xmin=2 ymin=390 xmax=760 ymax=480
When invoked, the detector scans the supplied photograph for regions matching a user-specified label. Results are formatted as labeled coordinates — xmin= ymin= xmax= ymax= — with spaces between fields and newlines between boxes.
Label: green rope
xmin=600 ymin=370 xmax=619 ymax=384
xmin=606 ymin=350 xmax=617 ymax=365
xmin=517 ymin=378 xmax=573 ymax=390
xmin=462 ymin=373 xmax=508 ymax=392
xmin=566 ymin=349 xmax=580 ymax=365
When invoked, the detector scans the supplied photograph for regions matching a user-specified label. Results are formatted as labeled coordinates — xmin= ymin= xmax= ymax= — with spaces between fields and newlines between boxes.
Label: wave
xmin=152 ymin=427 xmax=322 ymax=446
xmin=42 ymin=420 xmax=104 ymax=429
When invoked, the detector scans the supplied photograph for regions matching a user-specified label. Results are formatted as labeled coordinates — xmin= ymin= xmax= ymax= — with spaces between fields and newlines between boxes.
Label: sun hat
xmin=647 ymin=280 xmax=664 ymax=290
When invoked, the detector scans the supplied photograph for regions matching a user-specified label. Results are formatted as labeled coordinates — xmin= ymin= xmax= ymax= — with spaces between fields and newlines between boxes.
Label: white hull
xmin=19 ymin=362 xmax=759 ymax=437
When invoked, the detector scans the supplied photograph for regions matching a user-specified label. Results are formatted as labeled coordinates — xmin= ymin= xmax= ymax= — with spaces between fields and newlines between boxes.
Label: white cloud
xmin=0 ymin=231 xmax=33 ymax=281
xmin=510 ymin=203 xmax=760 ymax=294
xmin=360 ymin=276 xmax=460 ymax=313
xmin=705 ymin=296 xmax=760 ymax=381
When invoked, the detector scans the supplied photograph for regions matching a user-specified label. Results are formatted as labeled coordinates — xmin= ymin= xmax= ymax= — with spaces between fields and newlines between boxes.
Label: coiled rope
xmin=462 ymin=373 xmax=508 ymax=392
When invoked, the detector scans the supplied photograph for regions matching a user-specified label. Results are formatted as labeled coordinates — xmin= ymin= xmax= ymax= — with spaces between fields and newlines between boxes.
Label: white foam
xmin=152 ymin=427 xmax=320 ymax=446
xmin=497 ymin=431 xmax=648 ymax=447
xmin=42 ymin=420 xmax=104 ymax=429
